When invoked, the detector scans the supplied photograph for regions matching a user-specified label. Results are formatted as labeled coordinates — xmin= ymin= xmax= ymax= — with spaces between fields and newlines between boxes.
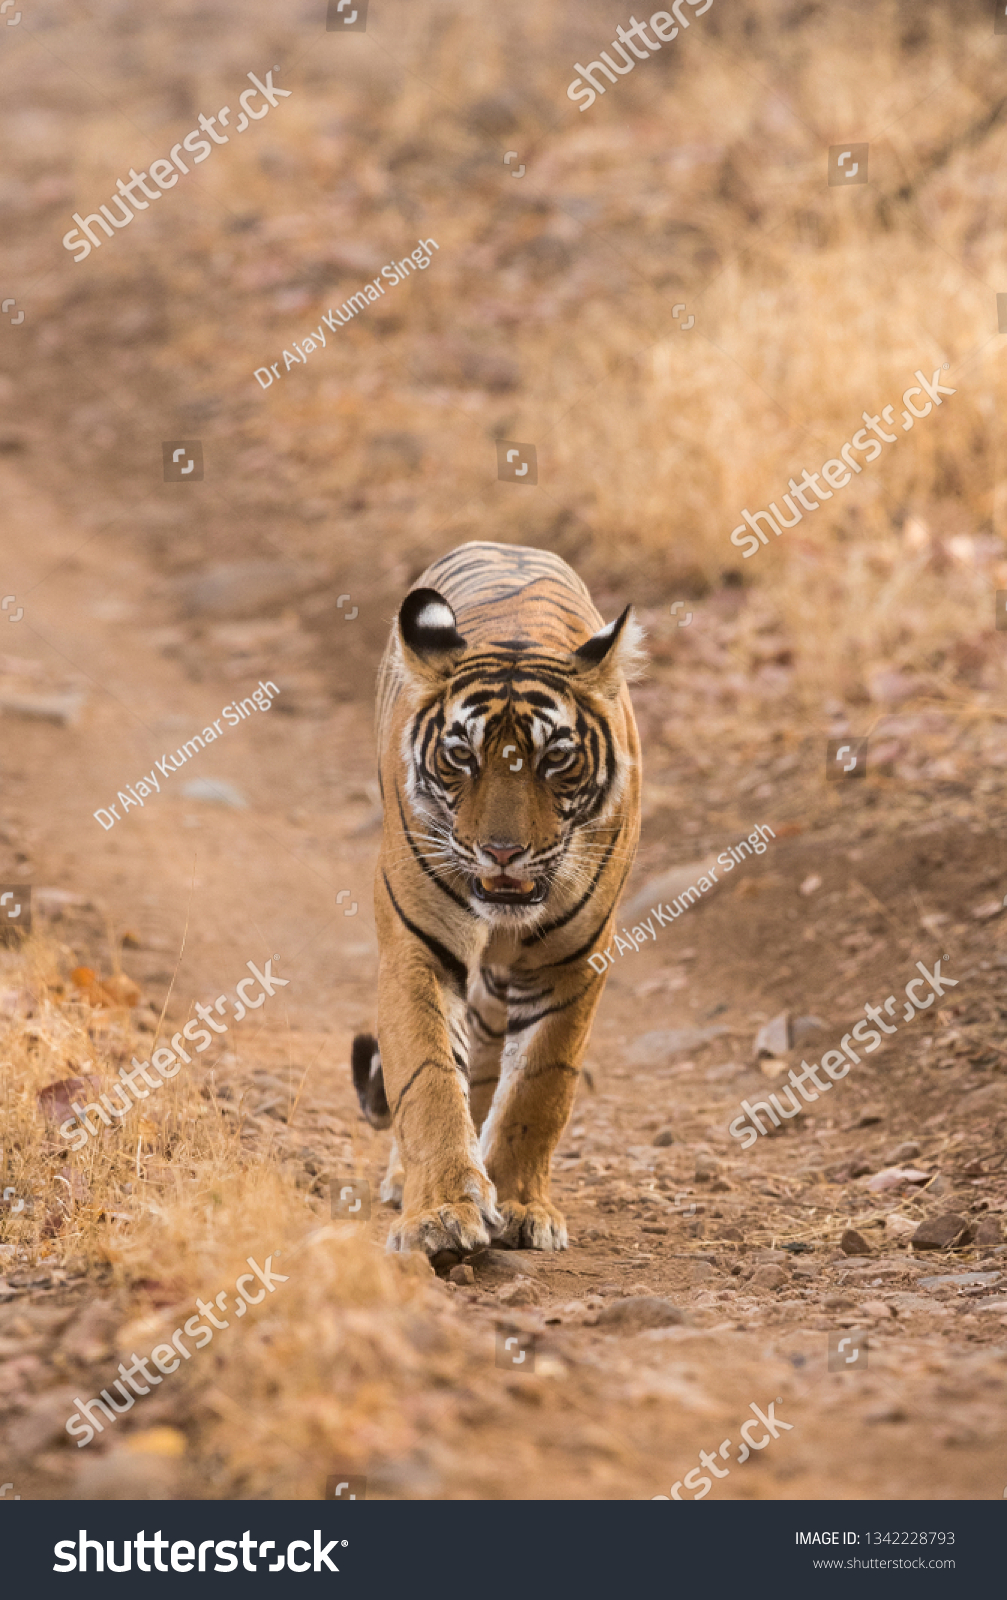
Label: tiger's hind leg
xmin=351 ymin=1033 xmax=404 ymax=1207
xmin=466 ymin=967 xmax=509 ymax=1134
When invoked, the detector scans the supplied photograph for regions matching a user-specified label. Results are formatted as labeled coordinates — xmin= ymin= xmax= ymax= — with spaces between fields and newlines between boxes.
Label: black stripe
xmin=469 ymin=1007 xmax=506 ymax=1039
xmin=506 ymin=985 xmax=592 ymax=1033
xmin=394 ymin=1058 xmax=461 ymax=1116
xmin=522 ymin=831 xmax=620 ymax=944
xmin=523 ymin=1060 xmax=579 ymax=1080
xmin=539 ymin=858 xmax=635 ymax=969
xmin=394 ymin=786 xmax=474 ymax=915
xmin=381 ymin=873 xmax=469 ymax=996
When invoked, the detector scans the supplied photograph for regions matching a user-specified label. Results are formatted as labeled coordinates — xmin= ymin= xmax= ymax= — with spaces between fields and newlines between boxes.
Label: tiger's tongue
xmin=481 ymin=874 xmax=534 ymax=894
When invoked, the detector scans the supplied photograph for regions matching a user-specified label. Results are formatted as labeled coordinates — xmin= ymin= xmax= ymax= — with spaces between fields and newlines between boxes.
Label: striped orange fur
xmin=351 ymin=541 xmax=644 ymax=1256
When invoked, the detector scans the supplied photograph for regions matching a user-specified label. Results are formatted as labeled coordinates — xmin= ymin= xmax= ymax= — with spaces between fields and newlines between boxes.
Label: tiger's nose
xmin=483 ymin=841 xmax=525 ymax=866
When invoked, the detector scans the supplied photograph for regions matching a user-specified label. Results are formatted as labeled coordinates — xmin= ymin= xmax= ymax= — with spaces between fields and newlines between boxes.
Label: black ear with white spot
xmin=571 ymin=606 xmax=646 ymax=691
xmin=399 ymin=587 xmax=467 ymax=668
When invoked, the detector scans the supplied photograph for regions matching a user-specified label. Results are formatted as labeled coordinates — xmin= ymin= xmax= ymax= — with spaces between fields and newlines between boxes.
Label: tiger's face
xmin=397 ymin=588 xmax=642 ymax=926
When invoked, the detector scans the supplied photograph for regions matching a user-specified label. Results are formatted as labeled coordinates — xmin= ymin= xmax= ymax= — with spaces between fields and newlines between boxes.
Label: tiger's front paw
xmin=386 ymin=1170 xmax=501 ymax=1258
xmin=494 ymin=1198 xmax=568 ymax=1251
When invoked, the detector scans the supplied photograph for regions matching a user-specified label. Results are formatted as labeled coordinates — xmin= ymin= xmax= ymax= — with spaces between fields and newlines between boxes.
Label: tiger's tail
xmin=351 ymin=1032 xmax=391 ymax=1129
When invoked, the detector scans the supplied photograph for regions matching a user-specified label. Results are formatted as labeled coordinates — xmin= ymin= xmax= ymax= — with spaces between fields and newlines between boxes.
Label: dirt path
xmin=2 ymin=459 xmax=1006 ymax=1500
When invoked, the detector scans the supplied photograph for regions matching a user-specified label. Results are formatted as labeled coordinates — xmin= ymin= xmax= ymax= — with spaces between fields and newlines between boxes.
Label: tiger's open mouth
xmin=473 ymin=874 xmax=547 ymax=906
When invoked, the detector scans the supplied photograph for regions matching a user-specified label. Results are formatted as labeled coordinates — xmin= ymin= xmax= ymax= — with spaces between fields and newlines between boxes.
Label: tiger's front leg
xmin=478 ymin=970 xmax=603 ymax=1251
xmin=377 ymin=945 xmax=501 ymax=1257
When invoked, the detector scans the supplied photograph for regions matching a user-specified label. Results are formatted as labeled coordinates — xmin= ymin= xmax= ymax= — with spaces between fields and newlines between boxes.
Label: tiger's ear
xmin=398 ymin=587 xmax=467 ymax=677
xmin=570 ymin=606 xmax=646 ymax=694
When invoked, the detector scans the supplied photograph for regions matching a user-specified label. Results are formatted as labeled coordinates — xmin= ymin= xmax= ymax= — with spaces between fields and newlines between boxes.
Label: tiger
xmin=350 ymin=540 xmax=644 ymax=1258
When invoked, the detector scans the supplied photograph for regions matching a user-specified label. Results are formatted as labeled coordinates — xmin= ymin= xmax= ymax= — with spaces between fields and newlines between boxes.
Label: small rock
xmin=798 ymin=874 xmax=821 ymax=896
xmin=7 ymin=1387 xmax=82 ymax=1453
xmin=971 ymin=899 xmax=1004 ymax=920
xmin=171 ymin=560 xmax=326 ymax=620
xmin=754 ymin=1011 xmax=790 ymax=1057
xmin=885 ymin=1214 xmax=917 ymax=1239
xmin=860 ymin=1299 xmax=895 ymax=1319
xmin=468 ymin=1248 xmax=538 ymax=1280
xmin=718 ymin=1226 xmax=743 ymax=1242
xmin=181 ymin=777 xmax=248 ymax=809
xmin=867 ymin=1166 xmax=931 ymax=1192
xmin=694 ymin=1153 xmax=720 ymax=1182
xmin=595 ymin=1296 xmax=688 ymax=1331
xmin=99 ymin=973 xmax=142 ymax=1007
xmin=448 ymin=1263 xmax=475 ymax=1286
xmin=865 ymin=1404 xmax=909 ymax=1424
xmin=918 ymin=1270 xmax=1000 ymax=1289
xmin=627 ymin=1026 xmax=728 ymax=1067
xmin=888 ymin=1140 xmax=921 ymax=1162
xmin=34 ymin=887 xmax=89 ymax=915
xmin=823 ymin=1293 xmax=855 ymax=1309
xmin=760 ymin=1056 xmax=790 ymax=1081
xmin=0 ymin=689 xmax=86 ymax=726
xmin=841 ymin=1228 xmax=873 ymax=1256
xmin=750 ymin=1264 xmax=788 ymax=1290
xmin=652 ymin=1127 xmax=675 ymax=1147
xmin=559 ymin=1300 xmax=587 ymax=1318
xmin=497 ymin=1279 xmax=539 ymax=1307
xmin=976 ymin=1218 xmax=1003 ymax=1248
xmin=911 ymin=1214 xmax=973 ymax=1251
xmin=857 ymin=1105 xmax=885 ymax=1127
xmin=620 ymin=862 xmax=722 ymax=927
xmin=37 ymin=1073 xmax=99 ymax=1123
xmin=691 ymin=1261 xmax=719 ymax=1281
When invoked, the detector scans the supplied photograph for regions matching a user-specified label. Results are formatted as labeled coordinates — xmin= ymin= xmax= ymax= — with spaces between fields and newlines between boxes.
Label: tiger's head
xmin=395 ymin=587 xmax=644 ymax=925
